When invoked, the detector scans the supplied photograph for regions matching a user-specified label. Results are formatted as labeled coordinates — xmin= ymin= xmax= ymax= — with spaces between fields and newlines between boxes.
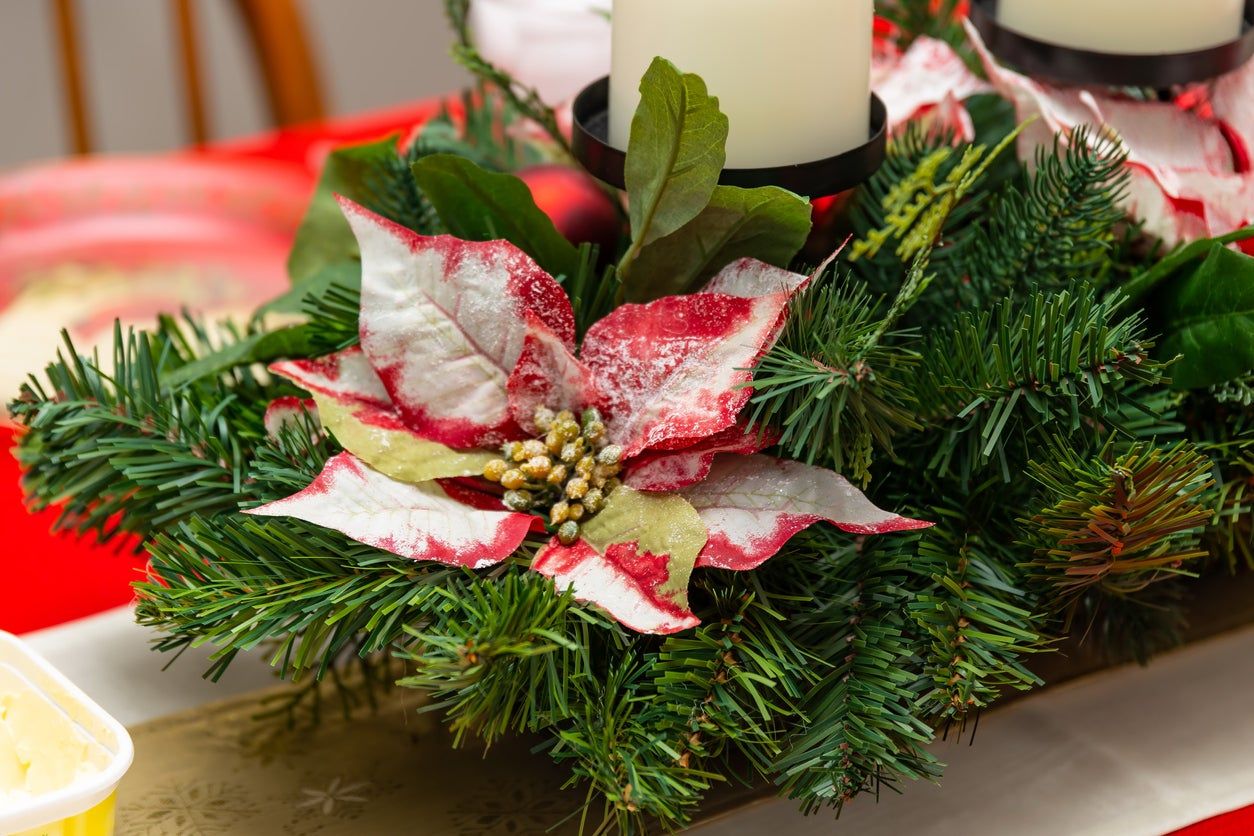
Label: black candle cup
xmin=571 ymin=77 xmax=887 ymax=198
xmin=970 ymin=0 xmax=1254 ymax=88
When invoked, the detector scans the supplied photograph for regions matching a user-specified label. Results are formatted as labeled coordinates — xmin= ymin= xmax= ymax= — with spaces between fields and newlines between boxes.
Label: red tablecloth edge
xmin=1171 ymin=804 xmax=1254 ymax=836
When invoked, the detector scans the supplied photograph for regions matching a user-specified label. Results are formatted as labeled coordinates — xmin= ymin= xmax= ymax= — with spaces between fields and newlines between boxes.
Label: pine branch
xmin=850 ymin=124 xmax=1023 ymax=268
xmin=769 ymin=533 xmax=942 ymax=814
xmin=1183 ymin=379 xmax=1254 ymax=572
xmin=9 ymin=322 xmax=272 ymax=546
xmin=910 ymin=286 xmax=1171 ymax=483
xmin=303 ymin=281 xmax=362 ymax=354
xmin=1020 ymin=441 xmax=1214 ymax=615
xmin=136 ymin=511 xmax=464 ymax=681
xmin=928 ymin=128 xmax=1128 ymax=316
xmin=558 ymin=245 xmax=620 ymax=341
xmin=746 ymin=270 xmax=921 ymax=484
xmin=909 ymin=509 xmax=1045 ymax=724
xmin=367 ymin=135 xmax=447 ymax=236
xmin=551 ymin=660 xmax=719 ymax=834
xmin=443 ymin=0 xmax=574 ymax=159
xmin=650 ymin=582 xmax=816 ymax=774
xmin=396 ymin=572 xmax=607 ymax=746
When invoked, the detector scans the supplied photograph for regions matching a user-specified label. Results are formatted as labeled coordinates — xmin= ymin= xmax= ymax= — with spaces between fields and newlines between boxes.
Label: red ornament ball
xmin=517 ymin=165 xmax=623 ymax=255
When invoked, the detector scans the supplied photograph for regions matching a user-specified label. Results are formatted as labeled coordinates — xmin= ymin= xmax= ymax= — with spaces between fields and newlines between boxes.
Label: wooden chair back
xmin=51 ymin=0 xmax=326 ymax=154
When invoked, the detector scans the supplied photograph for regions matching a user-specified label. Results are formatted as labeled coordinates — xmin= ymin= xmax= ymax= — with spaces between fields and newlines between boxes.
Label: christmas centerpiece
xmin=10 ymin=1 xmax=1254 ymax=832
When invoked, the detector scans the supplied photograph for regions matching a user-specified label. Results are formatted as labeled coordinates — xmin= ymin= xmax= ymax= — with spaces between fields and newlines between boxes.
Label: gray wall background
xmin=0 ymin=0 xmax=466 ymax=168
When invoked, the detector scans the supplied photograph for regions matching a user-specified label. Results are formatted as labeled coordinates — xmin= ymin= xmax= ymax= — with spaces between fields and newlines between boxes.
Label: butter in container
xmin=0 ymin=631 xmax=133 ymax=836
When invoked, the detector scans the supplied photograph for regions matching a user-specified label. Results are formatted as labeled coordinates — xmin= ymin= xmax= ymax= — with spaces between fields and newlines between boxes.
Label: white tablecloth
xmin=24 ymin=609 xmax=1254 ymax=835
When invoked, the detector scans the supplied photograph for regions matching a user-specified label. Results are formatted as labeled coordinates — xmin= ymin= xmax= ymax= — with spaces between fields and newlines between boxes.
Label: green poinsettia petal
xmin=315 ymin=393 xmax=496 ymax=485
xmin=532 ymin=488 xmax=708 ymax=634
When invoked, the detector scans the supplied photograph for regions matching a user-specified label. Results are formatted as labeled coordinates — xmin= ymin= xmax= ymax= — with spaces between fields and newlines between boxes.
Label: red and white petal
xmin=625 ymin=424 xmax=779 ymax=493
xmin=681 ymin=455 xmax=932 ymax=571
xmin=581 ymin=292 xmax=791 ymax=458
xmin=872 ymin=35 xmax=991 ymax=141
xmin=263 ymin=397 xmax=319 ymax=439
xmin=1211 ymin=56 xmax=1254 ymax=154
xmin=246 ymin=453 xmax=532 ymax=569
xmin=966 ymin=19 xmax=1252 ymax=246
xmin=533 ymin=539 xmax=700 ymax=635
xmin=701 ymin=258 xmax=809 ymax=299
xmin=531 ymin=487 xmax=708 ymax=634
xmin=344 ymin=198 xmax=575 ymax=448
xmin=507 ymin=315 xmax=607 ymax=434
xmin=271 ymin=347 xmax=391 ymax=410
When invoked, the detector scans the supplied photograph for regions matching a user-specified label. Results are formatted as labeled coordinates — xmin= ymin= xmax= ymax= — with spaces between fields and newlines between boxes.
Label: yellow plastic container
xmin=0 ymin=631 xmax=133 ymax=836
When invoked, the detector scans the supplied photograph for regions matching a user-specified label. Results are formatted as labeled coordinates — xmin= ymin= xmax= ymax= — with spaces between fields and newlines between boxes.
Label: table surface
xmin=23 ymin=608 xmax=1254 ymax=836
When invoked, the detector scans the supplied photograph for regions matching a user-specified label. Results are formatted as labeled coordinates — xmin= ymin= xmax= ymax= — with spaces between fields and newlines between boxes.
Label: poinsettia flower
xmin=248 ymin=199 xmax=929 ymax=634
xmin=965 ymin=20 xmax=1254 ymax=249
xmin=872 ymin=35 xmax=992 ymax=142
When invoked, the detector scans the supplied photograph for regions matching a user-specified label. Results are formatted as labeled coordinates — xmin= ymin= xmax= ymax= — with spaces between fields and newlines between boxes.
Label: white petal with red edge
xmin=532 ymin=487 xmax=707 ymax=635
xmin=345 ymin=199 xmax=575 ymax=449
xmin=263 ymin=397 xmax=319 ymax=439
xmin=246 ymin=453 xmax=533 ymax=569
xmin=581 ymin=292 xmax=790 ymax=458
xmin=533 ymin=539 xmax=700 ymax=635
xmin=966 ymin=20 xmax=1252 ymax=246
xmin=701 ymin=258 xmax=809 ymax=299
xmin=507 ymin=315 xmax=606 ymax=434
xmin=1211 ymin=57 xmax=1254 ymax=153
xmin=625 ymin=424 xmax=779 ymax=492
xmin=680 ymin=454 xmax=931 ymax=571
xmin=872 ymin=35 xmax=991 ymax=141
xmin=271 ymin=347 xmax=391 ymax=409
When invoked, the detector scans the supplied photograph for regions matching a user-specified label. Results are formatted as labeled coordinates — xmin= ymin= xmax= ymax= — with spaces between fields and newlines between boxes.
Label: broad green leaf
xmin=624 ymin=184 xmax=812 ymax=301
xmin=1158 ymin=244 xmax=1254 ymax=390
xmin=287 ymin=135 xmax=432 ymax=284
xmin=1121 ymin=224 xmax=1254 ymax=305
xmin=624 ymin=58 xmax=728 ymax=255
xmin=624 ymin=184 xmax=812 ymax=302
xmin=314 ymin=394 xmax=495 ymax=484
xmin=165 ymin=325 xmax=316 ymax=389
xmin=411 ymin=153 xmax=581 ymax=279
xmin=258 ymin=261 xmax=361 ymax=317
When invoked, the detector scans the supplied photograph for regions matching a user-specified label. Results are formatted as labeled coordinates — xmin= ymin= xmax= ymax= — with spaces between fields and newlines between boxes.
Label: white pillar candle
xmin=997 ymin=0 xmax=1245 ymax=55
xmin=609 ymin=0 xmax=873 ymax=169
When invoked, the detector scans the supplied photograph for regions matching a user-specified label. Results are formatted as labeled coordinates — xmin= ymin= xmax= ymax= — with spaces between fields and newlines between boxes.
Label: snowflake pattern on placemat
xmin=118 ymin=781 xmax=261 ymax=835
xmin=446 ymin=777 xmax=573 ymax=835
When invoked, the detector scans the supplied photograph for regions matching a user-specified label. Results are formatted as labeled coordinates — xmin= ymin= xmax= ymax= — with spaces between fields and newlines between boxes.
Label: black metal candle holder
xmin=571 ymin=77 xmax=887 ymax=198
xmin=971 ymin=0 xmax=1254 ymax=88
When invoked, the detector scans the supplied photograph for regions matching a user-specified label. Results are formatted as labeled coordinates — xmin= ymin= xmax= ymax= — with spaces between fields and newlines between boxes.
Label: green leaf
xmin=1158 ymin=244 xmax=1254 ymax=390
xmin=624 ymin=185 xmax=812 ymax=301
xmin=411 ymin=153 xmax=582 ymax=279
xmin=623 ymin=58 xmax=728 ymax=257
xmin=287 ymin=137 xmax=405 ymax=285
xmin=1120 ymin=224 xmax=1254 ymax=305
xmin=164 ymin=325 xmax=316 ymax=389
xmin=257 ymin=261 xmax=361 ymax=317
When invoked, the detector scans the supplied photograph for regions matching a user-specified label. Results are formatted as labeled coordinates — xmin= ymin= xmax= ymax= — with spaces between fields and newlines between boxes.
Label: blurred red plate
xmin=0 ymin=155 xmax=314 ymax=633
xmin=0 ymin=156 xmax=314 ymax=408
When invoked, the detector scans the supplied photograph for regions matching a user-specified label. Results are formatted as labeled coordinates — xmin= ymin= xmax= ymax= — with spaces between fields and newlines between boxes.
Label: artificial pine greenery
xmin=9 ymin=8 xmax=1254 ymax=835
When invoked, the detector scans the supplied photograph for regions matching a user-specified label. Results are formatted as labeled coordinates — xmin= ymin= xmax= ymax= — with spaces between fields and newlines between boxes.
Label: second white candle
xmin=609 ymin=0 xmax=873 ymax=170
xmin=997 ymin=0 xmax=1245 ymax=55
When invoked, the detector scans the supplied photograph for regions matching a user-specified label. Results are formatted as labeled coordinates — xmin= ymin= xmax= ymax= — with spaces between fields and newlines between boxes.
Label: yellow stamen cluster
xmin=483 ymin=406 xmax=623 ymax=545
